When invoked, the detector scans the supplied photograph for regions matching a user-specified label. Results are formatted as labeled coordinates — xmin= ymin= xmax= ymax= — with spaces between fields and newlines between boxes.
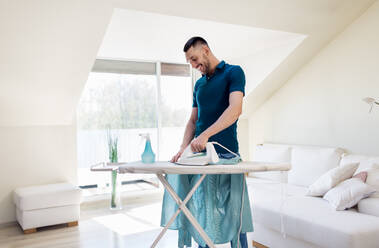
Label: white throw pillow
xmin=307 ymin=163 xmax=359 ymax=196
xmin=323 ymin=178 xmax=376 ymax=210
xmin=289 ymin=147 xmax=344 ymax=186
xmin=366 ymin=164 xmax=379 ymax=198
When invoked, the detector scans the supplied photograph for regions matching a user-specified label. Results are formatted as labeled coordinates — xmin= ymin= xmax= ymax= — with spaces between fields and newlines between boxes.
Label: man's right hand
xmin=171 ymin=147 xmax=185 ymax=163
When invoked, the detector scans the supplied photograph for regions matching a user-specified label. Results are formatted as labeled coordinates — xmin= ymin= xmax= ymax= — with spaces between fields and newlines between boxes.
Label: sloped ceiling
xmin=98 ymin=8 xmax=306 ymax=97
xmin=112 ymin=0 xmax=376 ymax=118
xmin=0 ymin=0 xmax=114 ymax=126
xmin=98 ymin=8 xmax=304 ymax=64
xmin=0 ymin=0 xmax=376 ymax=125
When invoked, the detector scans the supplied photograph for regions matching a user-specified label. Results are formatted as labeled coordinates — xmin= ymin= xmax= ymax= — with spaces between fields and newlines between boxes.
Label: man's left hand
xmin=190 ymin=134 xmax=209 ymax=153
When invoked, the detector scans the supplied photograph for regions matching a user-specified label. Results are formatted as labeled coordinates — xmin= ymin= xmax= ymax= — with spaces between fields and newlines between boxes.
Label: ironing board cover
xmin=160 ymin=156 xmax=253 ymax=248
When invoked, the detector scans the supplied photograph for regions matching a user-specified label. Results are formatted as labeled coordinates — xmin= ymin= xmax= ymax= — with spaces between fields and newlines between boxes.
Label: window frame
xmin=89 ymin=57 xmax=194 ymax=161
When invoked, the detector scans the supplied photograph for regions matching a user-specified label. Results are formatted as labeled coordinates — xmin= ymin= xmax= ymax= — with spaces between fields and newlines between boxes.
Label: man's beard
xmin=203 ymin=56 xmax=211 ymax=75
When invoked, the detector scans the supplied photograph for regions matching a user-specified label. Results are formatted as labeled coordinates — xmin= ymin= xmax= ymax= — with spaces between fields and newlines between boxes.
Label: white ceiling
xmin=0 ymin=0 xmax=376 ymax=125
xmin=112 ymin=0 xmax=375 ymax=36
xmin=112 ymin=0 xmax=376 ymax=117
xmin=98 ymin=8 xmax=305 ymax=63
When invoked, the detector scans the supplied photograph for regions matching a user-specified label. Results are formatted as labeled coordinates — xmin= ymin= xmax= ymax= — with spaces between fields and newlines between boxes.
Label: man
xmin=160 ymin=37 xmax=253 ymax=248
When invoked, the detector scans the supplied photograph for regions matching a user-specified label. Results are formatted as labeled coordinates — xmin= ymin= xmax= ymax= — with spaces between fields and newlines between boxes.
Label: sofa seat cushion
xmin=248 ymin=183 xmax=379 ymax=248
xmin=358 ymin=198 xmax=379 ymax=217
xmin=246 ymin=177 xmax=308 ymax=197
xmin=14 ymin=183 xmax=82 ymax=211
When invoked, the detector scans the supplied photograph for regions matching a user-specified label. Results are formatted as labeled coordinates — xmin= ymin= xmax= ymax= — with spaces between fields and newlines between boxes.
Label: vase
xmin=110 ymin=169 xmax=122 ymax=210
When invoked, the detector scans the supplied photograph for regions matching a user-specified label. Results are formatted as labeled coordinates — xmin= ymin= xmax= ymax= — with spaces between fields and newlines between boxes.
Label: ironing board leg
xmin=152 ymin=173 xmax=215 ymax=248
xmin=151 ymin=173 xmax=206 ymax=247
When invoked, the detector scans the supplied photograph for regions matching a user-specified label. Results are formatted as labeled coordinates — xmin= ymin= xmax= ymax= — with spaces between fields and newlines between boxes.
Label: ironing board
xmin=95 ymin=161 xmax=290 ymax=248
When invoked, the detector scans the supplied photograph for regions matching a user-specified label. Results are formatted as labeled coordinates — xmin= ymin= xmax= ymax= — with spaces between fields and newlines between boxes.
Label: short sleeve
xmin=192 ymin=84 xmax=198 ymax=108
xmin=228 ymin=66 xmax=245 ymax=96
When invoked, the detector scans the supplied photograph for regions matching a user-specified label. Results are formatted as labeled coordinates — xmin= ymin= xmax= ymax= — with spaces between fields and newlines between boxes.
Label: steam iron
xmin=176 ymin=142 xmax=219 ymax=166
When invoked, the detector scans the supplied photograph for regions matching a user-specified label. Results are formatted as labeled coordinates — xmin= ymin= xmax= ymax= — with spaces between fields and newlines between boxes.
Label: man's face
xmin=185 ymin=45 xmax=210 ymax=75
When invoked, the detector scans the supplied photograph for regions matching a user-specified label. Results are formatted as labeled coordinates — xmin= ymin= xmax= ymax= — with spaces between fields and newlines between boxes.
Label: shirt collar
xmin=203 ymin=60 xmax=226 ymax=80
xmin=216 ymin=60 xmax=226 ymax=70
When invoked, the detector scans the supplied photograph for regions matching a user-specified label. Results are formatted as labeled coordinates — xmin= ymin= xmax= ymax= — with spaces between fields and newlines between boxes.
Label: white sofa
xmin=246 ymin=143 xmax=379 ymax=248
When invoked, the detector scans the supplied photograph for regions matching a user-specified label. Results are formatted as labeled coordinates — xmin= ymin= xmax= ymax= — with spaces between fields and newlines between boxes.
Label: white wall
xmin=0 ymin=0 xmax=113 ymax=126
xmin=231 ymin=37 xmax=305 ymax=97
xmin=232 ymin=39 xmax=305 ymax=159
xmin=0 ymin=126 xmax=77 ymax=223
xmin=249 ymin=1 xmax=379 ymax=158
xmin=237 ymin=119 xmax=249 ymax=160
xmin=0 ymin=0 xmax=113 ymax=224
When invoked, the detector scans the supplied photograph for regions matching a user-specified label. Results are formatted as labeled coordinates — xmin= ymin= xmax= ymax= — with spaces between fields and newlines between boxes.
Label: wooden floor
xmin=0 ymin=189 xmax=177 ymax=248
xmin=0 ymin=189 xmax=257 ymax=248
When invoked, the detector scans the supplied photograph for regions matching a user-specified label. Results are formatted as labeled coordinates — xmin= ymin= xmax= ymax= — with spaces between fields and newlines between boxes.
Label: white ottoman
xmin=13 ymin=182 xmax=82 ymax=234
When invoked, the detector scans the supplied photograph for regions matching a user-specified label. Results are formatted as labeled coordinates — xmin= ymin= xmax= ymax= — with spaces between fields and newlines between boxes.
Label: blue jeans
xmin=198 ymin=232 xmax=248 ymax=248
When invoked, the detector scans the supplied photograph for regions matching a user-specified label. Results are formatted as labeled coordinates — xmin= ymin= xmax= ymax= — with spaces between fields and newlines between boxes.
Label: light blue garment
xmin=160 ymin=155 xmax=254 ymax=248
xmin=211 ymin=152 xmax=242 ymax=165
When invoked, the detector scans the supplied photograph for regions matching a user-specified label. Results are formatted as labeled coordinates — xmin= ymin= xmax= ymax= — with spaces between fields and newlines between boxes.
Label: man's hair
xmin=183 ymin=36 xmax=209 ymax=52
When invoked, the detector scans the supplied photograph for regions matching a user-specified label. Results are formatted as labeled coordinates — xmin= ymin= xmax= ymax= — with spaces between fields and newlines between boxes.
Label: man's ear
xmin=202 ymin=45 xmax=210 ymax=55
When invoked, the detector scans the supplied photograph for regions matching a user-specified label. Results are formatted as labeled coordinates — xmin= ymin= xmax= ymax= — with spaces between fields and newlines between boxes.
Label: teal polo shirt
xmin=193 ymin=60 xmax=245 ymax=153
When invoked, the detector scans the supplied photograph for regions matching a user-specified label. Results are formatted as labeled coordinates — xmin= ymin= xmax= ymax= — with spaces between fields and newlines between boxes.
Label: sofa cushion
xmin=340 ymin=154 xmax=379 ymax=174
xmin=246 ymin=177 xmax=308 ymax=197
xmin=251 ymin=144 xmax=291 ymax=182
xmin=358 ymin=198 xmax=379 ymax=217
xmin=323 ymin=178 xmax=375 ymax=210
xmin=14 ymin=182 xmax=82 ymax=211
xmin=253 ymin=144 xmax=291 ymax=163
xmin=249 ymin=184 xmax=379 ymax=248
xmin=366 ymin=165 xmax=379 ymax=198
xmin=307 ymin=163 xmax=359 ymax=196
xmin=288 ymin=147 xmax=344 ymax=187
xmin=353 ymin=171 xmax=368 ymax=182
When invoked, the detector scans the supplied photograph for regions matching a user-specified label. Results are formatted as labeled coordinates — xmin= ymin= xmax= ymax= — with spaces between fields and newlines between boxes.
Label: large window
xmin=159 ymin=75 xmax=192 ymax=160
xmin=77 ymin=59 xmax=193 ymax=188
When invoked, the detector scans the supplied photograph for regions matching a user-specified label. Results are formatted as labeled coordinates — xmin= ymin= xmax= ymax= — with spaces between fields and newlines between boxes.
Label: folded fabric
xmin=218 ymin=153 xmax=239 ymax=159
xmin=211 ymin=153 xmax=242 ymax=165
